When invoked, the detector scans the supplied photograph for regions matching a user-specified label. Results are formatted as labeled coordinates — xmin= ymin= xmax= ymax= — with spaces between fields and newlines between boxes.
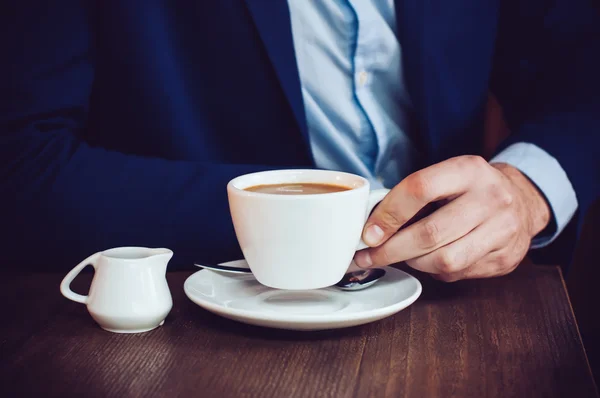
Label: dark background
xmin=561 ymin=0 xmax=599 ymax=382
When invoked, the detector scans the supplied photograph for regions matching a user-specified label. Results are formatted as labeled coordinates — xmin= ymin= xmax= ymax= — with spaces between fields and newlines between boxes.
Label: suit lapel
xmin=396 ymin=0 xmax=501 ymax=162
xmin=244 ymin=0 xmax=308 ymax=144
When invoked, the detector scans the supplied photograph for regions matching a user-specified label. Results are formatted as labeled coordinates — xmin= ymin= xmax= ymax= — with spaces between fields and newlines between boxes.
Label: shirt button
xmin=357 ymin=71 xmax=368 ymax=86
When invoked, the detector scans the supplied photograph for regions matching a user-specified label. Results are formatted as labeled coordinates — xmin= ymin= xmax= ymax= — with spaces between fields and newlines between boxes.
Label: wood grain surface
xmin=0 ymin=263 xmax=596 ymax=398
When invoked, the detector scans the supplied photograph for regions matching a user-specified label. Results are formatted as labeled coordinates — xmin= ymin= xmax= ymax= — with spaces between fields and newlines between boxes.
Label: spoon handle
xmin=193 ymin=261 xmax=386 ymax=291
xmin=193 ymin=262 xmax=252 ymax=274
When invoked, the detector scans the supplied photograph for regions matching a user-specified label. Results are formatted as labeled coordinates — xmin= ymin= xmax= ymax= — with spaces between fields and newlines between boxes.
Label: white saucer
xmin=184 ymin=260 xmax=422 ymax=331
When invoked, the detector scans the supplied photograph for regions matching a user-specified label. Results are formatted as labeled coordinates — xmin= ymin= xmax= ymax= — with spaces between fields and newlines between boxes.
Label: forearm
xmin=2 ymin=128 xmax=279 ymax=271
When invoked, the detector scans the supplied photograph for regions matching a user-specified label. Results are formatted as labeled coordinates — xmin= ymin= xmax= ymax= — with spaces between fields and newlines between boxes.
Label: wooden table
xmin=0 ymin=263 xmax=597 ymax=397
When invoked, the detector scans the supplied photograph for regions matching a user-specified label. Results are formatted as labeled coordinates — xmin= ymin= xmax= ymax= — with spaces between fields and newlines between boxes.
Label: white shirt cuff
xmin=489 ymin=142 xmax=578 ymax=248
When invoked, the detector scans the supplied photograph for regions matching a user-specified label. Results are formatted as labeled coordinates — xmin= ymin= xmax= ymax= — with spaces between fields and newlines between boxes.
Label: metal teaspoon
xmin=192 ymin=262 xmax=386 ymax=291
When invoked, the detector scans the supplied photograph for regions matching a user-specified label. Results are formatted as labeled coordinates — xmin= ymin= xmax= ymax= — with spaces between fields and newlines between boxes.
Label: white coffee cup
xmin=227 ymin=169 xmax=390 ymax=290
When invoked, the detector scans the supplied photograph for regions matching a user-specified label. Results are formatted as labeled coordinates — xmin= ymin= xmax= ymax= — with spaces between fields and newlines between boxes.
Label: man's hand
xmin=353 ymin=155 xmax=551 ymax=282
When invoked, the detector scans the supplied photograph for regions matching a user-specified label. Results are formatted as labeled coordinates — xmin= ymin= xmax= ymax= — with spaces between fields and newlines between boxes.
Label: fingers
xmin=355 ymin=190 xmax=490 ymax=268
xmin=431 ymin=250 xmax=521 ymax=282
xmin=405 ymin=214 xmax=510 ymax=275
xmin=416 ymin=212 xmax=525 ymax=282
xmin=362 ymin=156 xmax=486 ymax=247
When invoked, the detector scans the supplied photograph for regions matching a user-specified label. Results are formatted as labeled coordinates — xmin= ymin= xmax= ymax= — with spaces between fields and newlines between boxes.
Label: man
xmin=1 ymin=1 xmax=599 ymax=280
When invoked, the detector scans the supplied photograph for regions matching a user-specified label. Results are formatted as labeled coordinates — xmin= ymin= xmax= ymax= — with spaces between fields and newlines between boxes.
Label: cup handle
xmin=356 ymin=188 xmax=391 ymax=250
xmin=59 ymin=252 xmax=100 ymax=304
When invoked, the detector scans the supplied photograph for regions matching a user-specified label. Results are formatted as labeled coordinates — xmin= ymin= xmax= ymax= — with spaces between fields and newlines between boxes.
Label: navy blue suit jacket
xmin=1 ymin=1 xmax=599 ymax=271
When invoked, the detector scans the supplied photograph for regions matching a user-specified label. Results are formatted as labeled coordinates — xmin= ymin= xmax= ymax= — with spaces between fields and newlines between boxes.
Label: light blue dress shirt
xmin=287 ymin=0 xmax=577 ymax=247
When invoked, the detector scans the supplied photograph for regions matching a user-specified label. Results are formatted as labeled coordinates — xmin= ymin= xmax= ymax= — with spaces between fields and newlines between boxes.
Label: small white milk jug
xmin=60 ymin=247 xmax=174 ymax=333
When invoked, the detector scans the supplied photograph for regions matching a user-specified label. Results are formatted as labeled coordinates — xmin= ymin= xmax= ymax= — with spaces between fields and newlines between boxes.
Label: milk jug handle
xmin=60 ymin=252 xmax=100 ymax=304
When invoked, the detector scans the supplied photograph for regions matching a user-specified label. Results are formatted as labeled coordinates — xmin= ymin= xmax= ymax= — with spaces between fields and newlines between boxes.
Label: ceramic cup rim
xmin=227 ymin=169 xmax=370 ymax=200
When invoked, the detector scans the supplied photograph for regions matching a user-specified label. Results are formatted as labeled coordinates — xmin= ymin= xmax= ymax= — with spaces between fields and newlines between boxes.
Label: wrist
xmin=492 ymin=163 xmax=551 ymax=238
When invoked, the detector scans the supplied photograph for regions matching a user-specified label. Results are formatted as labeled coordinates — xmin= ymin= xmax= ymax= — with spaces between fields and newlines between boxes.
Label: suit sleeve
xmin=0 ymin=4 xmax=279 ymax=270
xmin=491 ymin=0 xmax=600 ymax=246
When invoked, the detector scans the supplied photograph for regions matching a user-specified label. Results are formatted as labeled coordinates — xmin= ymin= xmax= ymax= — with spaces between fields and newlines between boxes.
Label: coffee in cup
xmin=244 ymin=182 xmax=352 ymax=195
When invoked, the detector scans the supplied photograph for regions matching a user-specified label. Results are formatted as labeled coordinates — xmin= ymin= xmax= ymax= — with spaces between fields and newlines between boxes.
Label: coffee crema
xmin=244 ymin=183 xmax=352 ymax=195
